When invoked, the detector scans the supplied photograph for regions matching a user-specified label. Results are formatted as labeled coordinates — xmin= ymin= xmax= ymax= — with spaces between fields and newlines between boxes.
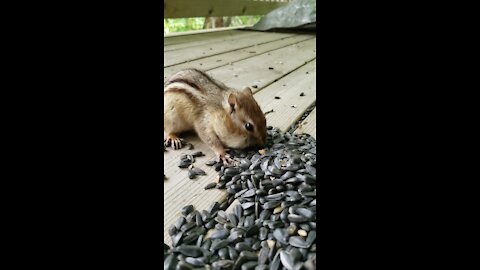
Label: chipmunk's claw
xmin=164 ymin=134 xmax=183 ymax=150
xmin=218 ymin=153 xmax=239 ymax=166
xmin=218 ymin=153 xmax=232 ymax=165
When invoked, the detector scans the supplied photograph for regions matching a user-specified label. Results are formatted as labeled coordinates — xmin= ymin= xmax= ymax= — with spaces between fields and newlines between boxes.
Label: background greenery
xmin=164 ymin=15 xmax=262 ymax=34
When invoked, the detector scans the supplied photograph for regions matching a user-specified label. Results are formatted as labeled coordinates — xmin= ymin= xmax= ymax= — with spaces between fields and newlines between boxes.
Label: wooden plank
xmin=206 ymin=38 xmax=316 ymax=93
xmin=164 ymin=34 xmax=314 ymax=81
xmin=294 ymin=108 xmax=316 ymax=139
xmin=164 ymin=32 xmax=294 ymax=67
xmin=164 ymin=0 xmax=288 ymax=18
xmin=255 ymin=61 xmax=317 ymax=132
xmin=165 ymin=31 xmax=256 ymax=49
xmin=165 ymin=31 xmax=263 ymax=52
xmin=164 ymin=30 xmax=247 ymax=47
xmin=164 ymin=26 xmax=251 ymax=38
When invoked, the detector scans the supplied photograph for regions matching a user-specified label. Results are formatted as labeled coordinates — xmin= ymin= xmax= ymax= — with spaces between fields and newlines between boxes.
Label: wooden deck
xmin=163 ymin=29 xmax=317 ymax=245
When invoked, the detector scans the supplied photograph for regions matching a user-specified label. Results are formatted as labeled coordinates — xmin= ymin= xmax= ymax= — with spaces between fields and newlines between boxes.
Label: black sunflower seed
xmin=288 ymin=236 xmax=308 ymax=248
xmin=234 ymin=204 xmax=243 ymax=219
xmin=212 ymin=259 xmax=234 ymax=268
xmin=218 ymin=247 xmax=229 ymax=259
xmin=279 ymin=250 xmax=296 ymax=270
xmin=179 ymin=159 xmax=192 ymax=168
xmin=185 ymin=256 xmax=205 ymax=266
xmin=273 ymin=228 xmax=289 ymax=245
xmin=287 ymin=214 xmax=309 ymax=223
xmin=207 ymin=202 xmax=219 ymax=214
xmin=241 ymin=261 xmax=258 ymax=270
xmin=270 ymin=250 xmax=281 ymax=270
xmin=239 ymin=250 xmax=257 ymax=260
xmin=305 ymin=231 xmax=316 ymax=247
xmin=295 ymin=208 xmax=315 ymax=219
xmin=171 ymin=231 xmax=183 ymax=247
xmin=206 ymin=160 xmax=217 ymax=166
xmin=175 ymin=245 xmax=203 ymax=257
xmin=210 ymin=239 xmax=229 ymax=251
xmin=163 ymin=253 xmax=177 ymax=270
xmin=210 ymin=229 xmax=229 ymax=240
xmin=168 ymin=225 xmax=176 ymax=236
xmin=201 ymin=238 xmax=211 ymax=250
xmin=191 ymin=167 xmax=206 ymax=176
xmin=181 ymin=205 xmax=194 ymax=216
xmin=263 ymin=201 xmax=281 ymax=209
xmin=192 ymin=151 xmax=204 ymax=157
xmin=204 ymin=182 xmax=217 ymax=190
xmin=258 ymin=246 xmax=269 ymax=265
xmin=259 ymin=227 xmax=268 ymax=241
xmin=241 ymin=189 xmax=256 ymax=198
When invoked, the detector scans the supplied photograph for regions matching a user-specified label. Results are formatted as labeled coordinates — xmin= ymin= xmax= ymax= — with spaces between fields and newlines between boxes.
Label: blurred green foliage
xmin=164 ymin=16 xmax=262 ymax=34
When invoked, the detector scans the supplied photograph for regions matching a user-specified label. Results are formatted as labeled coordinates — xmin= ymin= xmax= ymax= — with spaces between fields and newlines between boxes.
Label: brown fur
xmin=164 ymin=69 xmax=267 ymax=157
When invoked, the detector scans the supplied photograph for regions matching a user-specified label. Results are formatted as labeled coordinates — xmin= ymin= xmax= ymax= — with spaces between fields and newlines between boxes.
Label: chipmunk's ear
xmin=242 ymin=87 xmax=253 ymax=96
xmin=226 ymin=93 xmax=238 ymax=113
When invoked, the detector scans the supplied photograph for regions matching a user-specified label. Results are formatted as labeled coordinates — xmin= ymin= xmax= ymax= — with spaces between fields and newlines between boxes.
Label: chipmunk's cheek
xmin=222 ymin=135 xmax=247 ymax=149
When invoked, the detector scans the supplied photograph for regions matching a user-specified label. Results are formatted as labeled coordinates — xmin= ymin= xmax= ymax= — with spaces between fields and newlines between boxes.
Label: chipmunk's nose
xmin=257 ymin=135 xmax=266 ymax=147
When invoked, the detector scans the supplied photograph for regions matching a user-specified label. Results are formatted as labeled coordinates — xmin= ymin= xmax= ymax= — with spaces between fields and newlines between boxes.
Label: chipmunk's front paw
xmin=164 ymin=134 xmax=183 ymax=150
xmin=217 ymin=153 xmax=239 ymax=166
xmin=217 ymin=153 xmax=233 ymax=165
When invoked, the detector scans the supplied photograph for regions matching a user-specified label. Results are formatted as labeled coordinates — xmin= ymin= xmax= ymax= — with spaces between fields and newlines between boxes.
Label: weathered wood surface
xmin=294 ymin=108 xmax=317 ymax=139
xmin=163 ymin=29 xmax=316 ymax=245
xmin=254 ymin=61 xmax=316 ymax=132
xmin=164 ymin=32 xmax=296 ymax=67
xmin=164 ymin=26 xmax=251 ymax=38
xmin=165 ymin=31 xmax=260 ymax=52
xmin=164 ymin=0 xmax=289 ymax=19
xmin=164 ymin=34 xmax=314 ymax=81
xmin=205 ymin=40 xmax=316 ymax=92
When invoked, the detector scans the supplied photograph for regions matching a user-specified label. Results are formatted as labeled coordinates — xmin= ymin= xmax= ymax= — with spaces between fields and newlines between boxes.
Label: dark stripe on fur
xmin=166 ymin=78 xmax=204 ymax=93
xmin=164 ymin=87 xmax=197 ymax=100
xmin=190 ymin=69 xmax=226 ymax=91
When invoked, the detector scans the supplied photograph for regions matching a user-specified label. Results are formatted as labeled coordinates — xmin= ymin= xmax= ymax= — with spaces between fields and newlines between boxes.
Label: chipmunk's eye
xmin=245 ymin=123 xmax=254 ymax=132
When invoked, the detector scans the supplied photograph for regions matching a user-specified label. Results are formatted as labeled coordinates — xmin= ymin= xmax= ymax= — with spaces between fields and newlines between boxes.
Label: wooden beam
xmin=164 ymin=26 xmax=250 ymax=38
xmin=164 ymin=0 xmax=288 ymax=19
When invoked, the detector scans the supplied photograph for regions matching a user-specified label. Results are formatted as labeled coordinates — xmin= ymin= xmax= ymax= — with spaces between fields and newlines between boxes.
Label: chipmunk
xmin=164 ymin=69 xmax=267 ymax=163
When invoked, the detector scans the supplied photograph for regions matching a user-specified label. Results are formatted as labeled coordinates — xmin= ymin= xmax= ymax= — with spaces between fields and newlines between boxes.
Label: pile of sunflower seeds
xmin=164 ymin=127 xmax=316 ymax=270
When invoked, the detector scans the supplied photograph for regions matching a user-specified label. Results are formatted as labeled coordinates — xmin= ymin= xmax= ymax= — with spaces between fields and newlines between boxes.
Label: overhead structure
xmin=164 ymin=0 xmax=290 ymax=19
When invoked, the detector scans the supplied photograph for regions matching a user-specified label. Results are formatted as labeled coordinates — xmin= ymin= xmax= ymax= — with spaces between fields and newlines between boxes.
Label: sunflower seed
xmin=181 ymin=205 xmax=194 ymax=216
xmin=212 ymin=260 xmax=234 ymax=269
xmin=175 ymin=245 xmax=203 ymax=257
xmin=206 ymin=160 xmax=217 ymax=166
xmin=210 ymin=229 xmax=229 ymax=240
xmin=279 ymin=250 xmax=295 ymax=270
xmin=239 ymin=250 xmax=257 ymax=260
xmin=164 ymin=253 xmax=177 ymax=270
xmin=241 ymin=261 xmax=258 ymax=270
xmin=185 ymin=257 xmax=205 ymax=266
xmin=204 ymin=182 xmax=217 ymax=190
